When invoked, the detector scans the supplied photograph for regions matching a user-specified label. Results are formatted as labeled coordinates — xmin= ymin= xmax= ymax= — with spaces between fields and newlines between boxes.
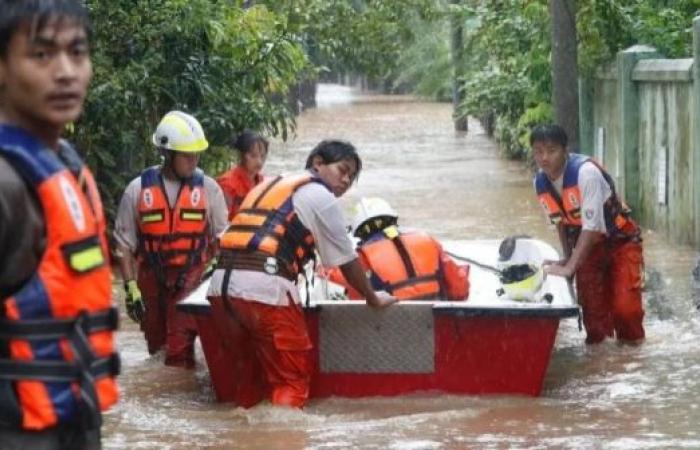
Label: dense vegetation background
xmin=76 ymin=0 xmax=700 ymax=222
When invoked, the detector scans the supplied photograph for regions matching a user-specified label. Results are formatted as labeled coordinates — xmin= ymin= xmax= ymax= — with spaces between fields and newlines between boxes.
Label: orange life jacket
xmin=359 ymin=231 xmax=445 ymax=300
xmin=534 ymin=153 xmax=639 ymax=239
xmin=218 ymin=173 xmax=323 ymax=281
xmin=0 ymin=125 xmax=119 ymax=430
xmin=137 ymin=167 xmax=209 ymax=279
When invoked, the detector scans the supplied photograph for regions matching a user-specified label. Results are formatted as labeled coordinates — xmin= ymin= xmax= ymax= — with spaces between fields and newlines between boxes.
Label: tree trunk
xmin=550 ymin=0 xmax=579 ymax=150
xmin=450 ymin=0 xmax=468 ymax=132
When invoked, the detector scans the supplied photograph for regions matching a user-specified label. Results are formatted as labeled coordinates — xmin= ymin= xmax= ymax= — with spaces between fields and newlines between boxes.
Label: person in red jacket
xmin=216 ymin=130 xmax=268 ymax=220
xmin=532 ymin=124 xmax=644 ymax=345
xmin=321 ymin=197 xmax=470 ymax=301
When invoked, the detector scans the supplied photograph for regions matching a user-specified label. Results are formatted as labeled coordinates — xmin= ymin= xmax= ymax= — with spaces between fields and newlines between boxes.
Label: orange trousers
xmin=138 ymin=265 xmax=203 ymax=368
xmin=575 ymin=239 xmax=645 ymax=344
xmin=208 ymin=295 xmax=313 ymax=408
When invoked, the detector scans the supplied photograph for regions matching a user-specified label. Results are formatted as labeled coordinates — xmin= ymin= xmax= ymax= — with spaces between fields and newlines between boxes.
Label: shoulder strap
xmin=140 ymin=166 xmax=161 ymax=188
xmin=391 ymin=235 xmax=417 ymax=279
xmin=0 ymin=125 xmax=64 ymax=185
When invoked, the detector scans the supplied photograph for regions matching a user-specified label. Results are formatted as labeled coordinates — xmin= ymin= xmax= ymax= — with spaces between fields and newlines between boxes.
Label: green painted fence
xmin=579 ymin=18 xmax=700 ymax=246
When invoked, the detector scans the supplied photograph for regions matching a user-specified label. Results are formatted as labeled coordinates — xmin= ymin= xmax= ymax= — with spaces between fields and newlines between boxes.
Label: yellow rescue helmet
xmin=152 ymin=111 xmax=209 ymax=153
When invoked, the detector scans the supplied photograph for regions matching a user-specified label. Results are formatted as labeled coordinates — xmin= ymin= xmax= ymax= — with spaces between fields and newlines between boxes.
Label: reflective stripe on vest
xmin=219 ymin=173 xmax=320 ymax=279
xmin=0 ymin=125 xmax=118 ymax=431
xmin=534 ymin=153 xmax=635 ymax=236
xmin=359 ymin=231 xmax=444 ymax=300
xmin=137 ymin=167 xmax=209 ymax=267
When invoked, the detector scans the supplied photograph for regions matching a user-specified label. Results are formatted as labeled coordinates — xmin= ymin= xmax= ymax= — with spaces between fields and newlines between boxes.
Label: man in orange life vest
xmin=207 ymin=140 xmax=397 ymax=409
xmin=322 ymin=197 xmax=470 ymax=301
xmin=532 ymin=124 xmax=644 ymax=344
xmin=114 ymin=111 xmax=228 ymax=368
xmin=0 ymin=1 xmax=119 ymax=447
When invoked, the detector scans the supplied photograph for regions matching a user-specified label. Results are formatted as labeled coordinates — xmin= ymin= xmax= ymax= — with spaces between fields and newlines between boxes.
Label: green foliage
xmin=75 ymin=0 xmax=700 ymax=226
xmin=323 ymin=0 xmax=441 ymax=79
xmin=78 ymin=1 xmax=309 ymax=223
xmin=392 ymin=11 xmax=452 ymax=99
xmin=630 ymin=1 xmax=700 ymax=57
xmin=454 ymin=0 xmax=700 ymax=159
xmin=76 ymin=0 xmax=444 ymax=227
xmin=576 ymin=1 xmax=634 ymax=75
xmin=578 ymin=0 xmax=700 ymax=74
xmin=455 ymin=0 xmax=550 ymax=158
xmin=517 ymin=102 xmax=553 ymax=150
xmin=259 ymin=0 xmax=442 ymax=87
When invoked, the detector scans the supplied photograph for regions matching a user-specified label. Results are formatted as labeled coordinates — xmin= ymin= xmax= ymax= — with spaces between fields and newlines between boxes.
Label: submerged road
xmin=104 ymin=84 xmax=700 ymax=449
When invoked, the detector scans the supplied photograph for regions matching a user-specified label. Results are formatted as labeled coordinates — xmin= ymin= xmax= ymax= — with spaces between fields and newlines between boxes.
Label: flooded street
xmin=104 ymin=85 xmax=700 ymax=449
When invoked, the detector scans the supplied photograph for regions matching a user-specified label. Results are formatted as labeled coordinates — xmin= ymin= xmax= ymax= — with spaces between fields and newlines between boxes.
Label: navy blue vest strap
xmin=533 ymin=171 xmax=549 ymax=195
xmin=0 ymin=353 xmax=120 ymax=382
xmin=141 ymin=166 xmax=205 ymax=188
xmin=56 ymin=140 xmax=85 ymax=176
xmin=140 ymin=166 xmax=161 ymax=188
xmin=562 ymin=153 xmax=587 ymax=188
xmin=190 ymin=168 xmax=204 ymax=187
xmin=0 ymin=125 xmax=66 ymax=185
xmin=306 ymin=170 xmax=331 ymax=191
xmin=562 ymin=153 xmax=619 ymax=200
xmin=0 ymin=307 xmax=118 ymax=341
xmin=534 ymin=153 xmax=588 ymax=195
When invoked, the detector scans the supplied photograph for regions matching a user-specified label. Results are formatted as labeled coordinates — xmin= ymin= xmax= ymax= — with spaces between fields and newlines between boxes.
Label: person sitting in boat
xmin=216 ymin=129 xmax=269 ymax=221
xmin=206 ymin=140 xmax=397 ymax=409
xmin=531 ymin=123 xmax=645 ymax=345
xmin=320 ymin=197 xmax=470 ymax=301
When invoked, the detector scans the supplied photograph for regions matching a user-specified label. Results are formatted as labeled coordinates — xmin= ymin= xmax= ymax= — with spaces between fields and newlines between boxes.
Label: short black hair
xmin=530 ymin=124 xmax=568 ymax=148
xmin=0 ymin=0 xmax=90 ymax=58
xmin=305 ymin=139 xmax=362 ymax=181
xmin=231 ymin=129 xmax=268 ymax=155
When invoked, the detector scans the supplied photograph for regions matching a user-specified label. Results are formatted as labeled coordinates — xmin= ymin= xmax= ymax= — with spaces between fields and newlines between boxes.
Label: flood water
xmin=104 ymin=84 xmax=700 ymax=449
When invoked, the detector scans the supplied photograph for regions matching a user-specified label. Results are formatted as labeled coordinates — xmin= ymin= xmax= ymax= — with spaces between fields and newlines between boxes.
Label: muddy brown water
xmin=104 ymin=84 xmax=700 ymax=449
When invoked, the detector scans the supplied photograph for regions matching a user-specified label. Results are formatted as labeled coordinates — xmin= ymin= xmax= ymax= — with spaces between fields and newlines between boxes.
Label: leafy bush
xmin=77 ymin=1 xmax=308 ymax=223
xmin=454 ymin=0 xmax=699 ymax=160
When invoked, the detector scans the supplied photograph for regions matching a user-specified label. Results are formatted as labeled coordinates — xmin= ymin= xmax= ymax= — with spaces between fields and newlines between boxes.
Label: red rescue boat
xmin=178 ymin=239 xmax=579 ymax=404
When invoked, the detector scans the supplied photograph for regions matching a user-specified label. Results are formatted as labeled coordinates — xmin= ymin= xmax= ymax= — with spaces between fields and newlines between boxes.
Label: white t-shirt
xmin=550 ymin=160 xmax=611 ymax=233
xmin=207 ymin=180 xmax=357 ymax=306
xmin=114 ymin=167 xmax=229 ymax=252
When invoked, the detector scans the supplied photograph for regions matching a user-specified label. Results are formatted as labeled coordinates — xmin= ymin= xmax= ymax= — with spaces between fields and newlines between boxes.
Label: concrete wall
xmin=580 ymin=18 xmax=700 ymax=246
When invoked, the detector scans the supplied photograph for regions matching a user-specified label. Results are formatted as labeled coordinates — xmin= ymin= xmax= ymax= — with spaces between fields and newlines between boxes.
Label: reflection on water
xmin=104 ymin=84 xmax=700 ymax=449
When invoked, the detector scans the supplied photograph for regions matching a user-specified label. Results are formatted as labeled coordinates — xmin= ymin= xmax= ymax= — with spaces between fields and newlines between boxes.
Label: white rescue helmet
xmin=351 ymin=197 xmax=398 ymax=238
xmin=152 ymin=110 xmax=209 ymax=153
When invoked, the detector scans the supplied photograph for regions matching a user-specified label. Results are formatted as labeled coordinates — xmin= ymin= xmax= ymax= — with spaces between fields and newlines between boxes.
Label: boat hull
xmin=179 ymin=238 xmax=579 ymax=404
xmin=308 ymin=308 xmax=564 ymax=398
xmin=183 ymin=301 xmax=577 ymax=404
